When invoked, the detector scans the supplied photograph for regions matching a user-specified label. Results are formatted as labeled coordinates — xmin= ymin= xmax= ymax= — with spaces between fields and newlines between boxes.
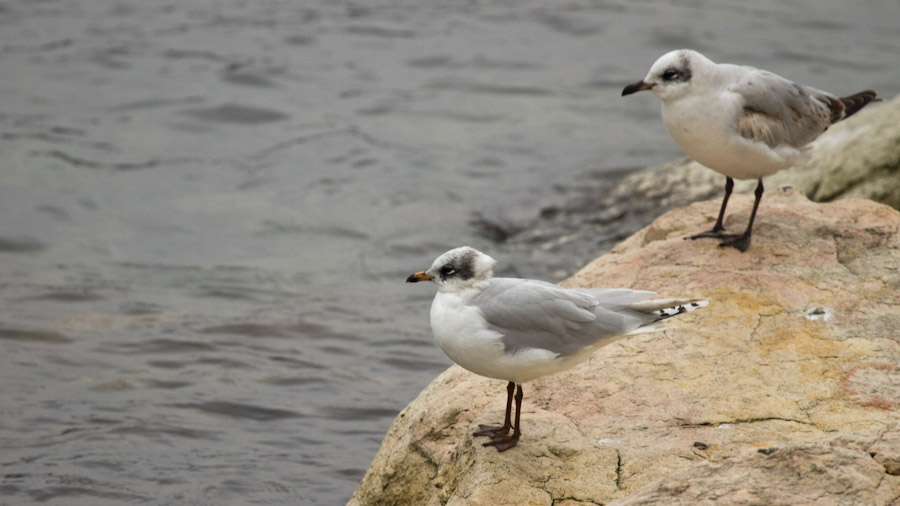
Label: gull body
xmin=407 ymin=246 xmax=706 ymax=451
xmin=623 ymin=49 xmax=878 ymax=250
xmin=430 ymin=277 xmax=647 ymax=384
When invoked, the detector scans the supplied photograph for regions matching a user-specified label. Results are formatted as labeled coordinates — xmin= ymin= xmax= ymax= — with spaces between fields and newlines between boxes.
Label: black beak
xmin=406 ymin=271 xmax=434 ymax=283
xmin=622 ymin=80 xmax=654 ymax=96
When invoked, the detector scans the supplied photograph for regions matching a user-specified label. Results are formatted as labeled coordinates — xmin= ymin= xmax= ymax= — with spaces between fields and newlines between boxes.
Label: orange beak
xmin=406 ymin=271 xmax=434 ymax=283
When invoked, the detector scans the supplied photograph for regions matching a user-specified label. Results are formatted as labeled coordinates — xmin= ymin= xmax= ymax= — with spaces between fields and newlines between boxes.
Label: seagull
xmin=406 ymin=246 xmax=706 ymax=451
xmin=622 ymin=49 xmax=879 ymax=251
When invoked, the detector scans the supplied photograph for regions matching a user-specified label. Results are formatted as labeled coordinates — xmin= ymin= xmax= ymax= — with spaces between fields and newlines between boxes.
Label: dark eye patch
xmin=661 ymin=68 xmax=680 ymax=81
xmin=437 ymin=249 xmax=478 ymax=282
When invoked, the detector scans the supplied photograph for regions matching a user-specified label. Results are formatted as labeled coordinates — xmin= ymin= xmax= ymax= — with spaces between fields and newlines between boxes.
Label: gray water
xmin=1 ymin=1 xmax=898 ymax=504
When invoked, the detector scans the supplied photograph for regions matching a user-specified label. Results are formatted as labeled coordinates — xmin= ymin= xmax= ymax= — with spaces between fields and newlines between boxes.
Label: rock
xmin=609 ymin=441 xmax=900 ymax=506
xmin=498 ymin=94 xmax=900 ymax=281
xmin=349 ymin=189 xmax=900 ymax=506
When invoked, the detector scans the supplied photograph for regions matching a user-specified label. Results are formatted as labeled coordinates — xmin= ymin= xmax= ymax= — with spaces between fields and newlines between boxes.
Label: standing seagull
xmin=406 ymin=246 xmax=706 ymax=451
xmin=622 ymin=49 xmax=879 ymax=251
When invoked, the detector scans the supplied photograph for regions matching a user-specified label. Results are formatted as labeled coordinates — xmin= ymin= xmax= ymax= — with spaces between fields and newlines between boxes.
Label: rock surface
xmin=494 ymin=94 xmax=900 ymax=281
xmin=610 ymin=442 xmax=899 ymax=506
xmin=349 ymin=189 xmax=900 ymax=506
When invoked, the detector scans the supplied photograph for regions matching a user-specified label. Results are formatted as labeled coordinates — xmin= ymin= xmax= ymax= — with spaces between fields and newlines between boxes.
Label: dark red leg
xmin=473 ymin=381 xmax=514 ymax=438
xmin=482 ymin=384 xmax=522 ymax=452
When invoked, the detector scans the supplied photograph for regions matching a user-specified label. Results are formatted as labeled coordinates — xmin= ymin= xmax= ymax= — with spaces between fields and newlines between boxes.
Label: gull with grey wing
xmin=407 ymin=246 xmax=706 ymax=451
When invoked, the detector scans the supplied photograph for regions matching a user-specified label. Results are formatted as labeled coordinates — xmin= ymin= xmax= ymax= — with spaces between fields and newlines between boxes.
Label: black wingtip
xmin=840 ymin=90 xmax=879 ymax=119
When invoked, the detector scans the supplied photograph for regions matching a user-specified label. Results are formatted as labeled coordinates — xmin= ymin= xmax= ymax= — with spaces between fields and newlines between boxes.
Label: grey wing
xmin=576 ymin=288 xmax=656 ymax=305
xmin=471 ymin=279 xmax=652 ymax=357
xmin=728 ymin=67 xmax=836 ymax=148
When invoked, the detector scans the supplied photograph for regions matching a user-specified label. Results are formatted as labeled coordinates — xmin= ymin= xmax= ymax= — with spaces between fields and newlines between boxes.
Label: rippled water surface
xmin=1 ymin=1 xmax=898 ymax=504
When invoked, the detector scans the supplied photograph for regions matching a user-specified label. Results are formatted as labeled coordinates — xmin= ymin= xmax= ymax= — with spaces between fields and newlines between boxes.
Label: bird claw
xmin=686 ymin=228 xmax=727 ymax=240
xmin=687 ymin=228 xmax=751 ymax=252
xmin=473 ymin=424 xmax=510 ymax=438
xmin=482 ymin=434 xmax=520 ymax=452
xmin=718 ymin=233 xmax=751 ymax=252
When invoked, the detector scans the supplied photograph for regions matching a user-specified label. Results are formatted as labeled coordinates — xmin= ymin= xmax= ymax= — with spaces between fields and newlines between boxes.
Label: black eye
xmin=440 ymin=265 xmax=455 ymax=276
xmin=662 ymin=69 xmax=679 ymax=81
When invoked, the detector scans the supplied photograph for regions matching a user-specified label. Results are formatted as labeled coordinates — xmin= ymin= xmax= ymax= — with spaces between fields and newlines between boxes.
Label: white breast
xmin=429 ymin=291 xmax=577 ymax=384
xmin=661 ymin=93 xmax=803 ymax=180
xmin=430 ymin=291 xmax=508 ymax=380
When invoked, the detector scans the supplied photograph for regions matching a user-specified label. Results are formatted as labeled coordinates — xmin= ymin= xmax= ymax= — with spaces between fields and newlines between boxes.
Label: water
xmin=1 ymin=1 xmax=898 ymax=504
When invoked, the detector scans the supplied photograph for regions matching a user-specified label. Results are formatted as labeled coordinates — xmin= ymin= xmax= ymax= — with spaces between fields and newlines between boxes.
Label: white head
xmin=622 ymin=49 xmax=716 ymax=102
xmin=406 ymin=246 xmax=496 ymax=293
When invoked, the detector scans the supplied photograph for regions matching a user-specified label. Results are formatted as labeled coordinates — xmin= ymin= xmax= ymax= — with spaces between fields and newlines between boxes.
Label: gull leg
xmin=483 ymin=384 xmax=522 ymax=452
xmin=719 ymin=178 xmax=763 ymax=252
xmin=473 ymin=381 xmax=514 ymax=438
xmin=687 ymin=176 xmax=734 ymax=240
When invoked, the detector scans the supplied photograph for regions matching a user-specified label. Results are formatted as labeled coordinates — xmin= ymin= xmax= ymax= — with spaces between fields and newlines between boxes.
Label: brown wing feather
xmin=838 ymin=90 xmax=879 ymax=121
xmin=736 ymin=104 xmax=830 ymax=148
xmin=736 ymin=107 xmax=785 ymax=147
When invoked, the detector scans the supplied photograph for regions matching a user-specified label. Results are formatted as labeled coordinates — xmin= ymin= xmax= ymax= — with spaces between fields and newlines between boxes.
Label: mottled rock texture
xmin=350 ymin=189 xmax=900 ymax=505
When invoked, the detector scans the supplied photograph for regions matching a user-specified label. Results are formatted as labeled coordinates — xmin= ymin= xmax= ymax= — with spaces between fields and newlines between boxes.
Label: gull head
xmin=622 ymin=49 xmax=710 ymax=102
xmin=406 ymin=246 xmax=496 ymax=293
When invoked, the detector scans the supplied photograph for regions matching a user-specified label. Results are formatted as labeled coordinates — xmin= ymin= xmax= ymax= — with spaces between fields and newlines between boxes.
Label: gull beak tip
xmin=406 ymin=271 xmax=434 ymax=283
xmin=622 ymin=80 xmax=652 ymax=96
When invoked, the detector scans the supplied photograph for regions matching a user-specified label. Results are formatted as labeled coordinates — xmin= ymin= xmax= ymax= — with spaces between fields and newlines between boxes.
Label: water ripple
xmin=0 ymin=327 xmax=70 ymax=343
xmin=174 ymin=401 xmax=303 ymax=421
xmin=103 ymin=338 xmax=216 ymax=354
xmin=0 ymin=235 xmax=46 ymax=253
xmin=109 ymin=423 xmax=220 ymax=441
xmin=320 ymin=406 xmax=400 ymax=421
xmin=199 ymin=320 xmax=361 ymax=341
xmin=180 ymin=104 xmax=290 ymax=124
xmin=24 ymin=291 xmax=104 ymax=302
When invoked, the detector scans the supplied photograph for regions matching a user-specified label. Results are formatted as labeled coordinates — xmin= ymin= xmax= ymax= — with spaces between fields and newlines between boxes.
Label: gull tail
xmin=835 ymin=90 xmax=880 ymax=121
xmin=621 ymin=298 xmax=708 ymax=336
xmin=644 ymin=298 xmax=709 ymax=323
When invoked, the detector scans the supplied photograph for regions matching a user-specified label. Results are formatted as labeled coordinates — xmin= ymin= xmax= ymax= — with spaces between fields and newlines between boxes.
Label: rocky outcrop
xmin=494 ymin=94 xmax=900 ymax=281
xmin=349 ymin=189 xmax=900 ymax=505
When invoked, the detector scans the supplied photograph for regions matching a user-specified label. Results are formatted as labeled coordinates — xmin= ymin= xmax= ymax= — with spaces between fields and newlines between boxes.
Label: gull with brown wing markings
xmin=623 ymin=49 xmax=879 ymax=251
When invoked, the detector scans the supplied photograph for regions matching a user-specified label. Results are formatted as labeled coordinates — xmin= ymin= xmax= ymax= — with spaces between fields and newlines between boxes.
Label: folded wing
xmin=728 ymin=67 xmax=834 ymax=148
xmin=471 ymin=279 xmax=661 ymax=357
